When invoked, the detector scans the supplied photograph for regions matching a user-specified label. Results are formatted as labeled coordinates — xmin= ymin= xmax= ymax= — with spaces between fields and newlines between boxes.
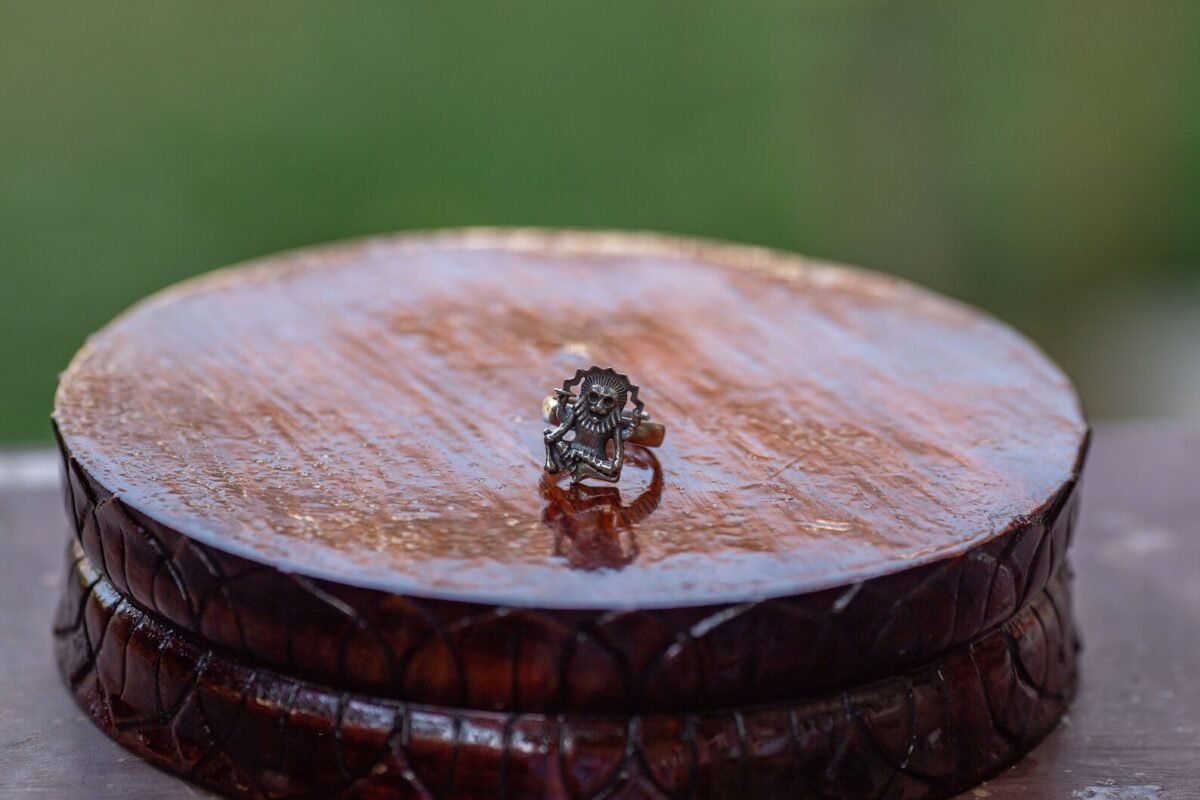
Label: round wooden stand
xmin=57 ymin=545 xmax=1078 ymax=799
xmin=52 ymin=230 xmax=1089 ymax=798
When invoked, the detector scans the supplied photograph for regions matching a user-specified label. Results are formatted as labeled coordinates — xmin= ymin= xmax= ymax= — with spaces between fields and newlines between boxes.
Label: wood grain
xmin=53 ymin=229 xmax=1088 ymax=605
xmin=48 ymin=230 xmax=1089 ymax=715
xmin=40 ymin=230 xmax=1096 ymax=797
xmin=56 ymin=438 xmax=1081 ymax=714
xmin=4 ymin=426 xmax=1196 ymax=798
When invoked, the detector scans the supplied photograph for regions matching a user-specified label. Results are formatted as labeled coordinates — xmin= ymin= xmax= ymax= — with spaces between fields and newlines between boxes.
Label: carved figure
xmin=543 ymin=366 xmax=644 ymax=484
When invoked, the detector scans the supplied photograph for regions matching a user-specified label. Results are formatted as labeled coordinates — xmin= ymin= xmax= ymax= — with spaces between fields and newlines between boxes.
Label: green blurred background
xmin=3 ymin=1 xmax=1199 ymax=442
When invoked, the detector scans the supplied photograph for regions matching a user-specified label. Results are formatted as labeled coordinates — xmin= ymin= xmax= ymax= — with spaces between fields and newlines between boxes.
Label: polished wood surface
xmin=46 ymin=231 xmax=1087 ymax=720
xmin=3 ymin=425 xmax=1196 ymax=798
xmin=53 ymin=230 xmax=1087 ymax=605
xmin=53 ymin=438 xmax=1080 ymax=714
xmin=42 ymin=230 xmax=1094 ymax=796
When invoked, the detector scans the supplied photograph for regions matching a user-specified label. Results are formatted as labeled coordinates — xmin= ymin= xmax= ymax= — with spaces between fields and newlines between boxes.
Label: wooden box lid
xmin=52 ymin=229 xmax=1088 ymax=714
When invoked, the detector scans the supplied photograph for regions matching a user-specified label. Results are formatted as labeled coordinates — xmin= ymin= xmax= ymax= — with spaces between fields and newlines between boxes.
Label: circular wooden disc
xmin=53 ymin=229 xmax=1087 ymax=607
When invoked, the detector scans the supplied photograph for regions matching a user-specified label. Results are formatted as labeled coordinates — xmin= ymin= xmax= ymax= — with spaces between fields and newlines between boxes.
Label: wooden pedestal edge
xmin=54 ymin=544 xmax=1078 ymax=800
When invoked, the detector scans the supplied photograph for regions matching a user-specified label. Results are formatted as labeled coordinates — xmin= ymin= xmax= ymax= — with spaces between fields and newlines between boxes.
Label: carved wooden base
xmin=55 ymin=545 xmax=1078 ymax=800
xmin=50 ymin=230 xmax=1090 ymax=797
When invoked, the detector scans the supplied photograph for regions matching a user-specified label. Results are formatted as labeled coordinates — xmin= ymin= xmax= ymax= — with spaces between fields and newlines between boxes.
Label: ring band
xmin=542 ymin=366 xmax=664 ymax=485
xmin=542 ymin=396 xmax=666 ymax=448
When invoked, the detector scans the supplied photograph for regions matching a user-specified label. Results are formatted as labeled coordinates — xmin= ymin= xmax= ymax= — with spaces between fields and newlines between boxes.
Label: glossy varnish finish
xmin=49 ymin=230 xmax=1091 ymax=797
xmin=55 ymin=544 xmax=1079 ymax=800
xmin=55 ymin=444 xmax=1080 ymax=713
xmin=13 ymin=428 xmax=1197 ymax=799
xmin=53 ymin=229 xmax=1087 ymax=605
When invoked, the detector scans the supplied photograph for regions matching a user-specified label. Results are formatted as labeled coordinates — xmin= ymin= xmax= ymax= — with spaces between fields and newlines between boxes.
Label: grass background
xmin=3 ymin=1 xmax=1200 ymax=441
